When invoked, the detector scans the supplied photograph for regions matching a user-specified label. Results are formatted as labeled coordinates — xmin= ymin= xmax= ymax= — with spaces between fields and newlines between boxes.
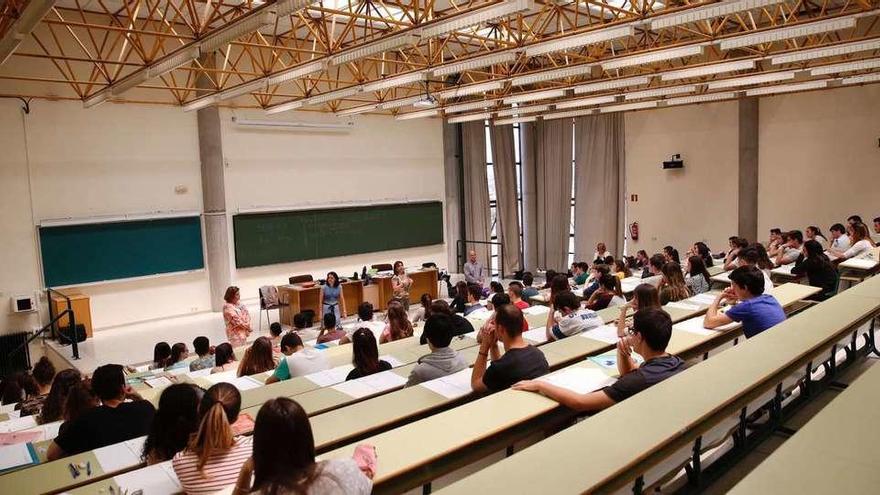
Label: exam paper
xmin=203 ymin=369 xmax=238 ymax=385
xmin=332 ymin=380 xmax=376 ymax=399
xmin=114 ymin=461 xmax=182 ymax=495
xmin=0 ymin=443 xmax=35 ymax=471
xmin=0 ymin=404 xmax=16 ymax=414
xmin=539 ymin=367 xmax=616 ymax=395
xmin=840 ymin=258 xmax=878 ymax=269
xmin=0 ymin=415 xmax=37 ymax=433
xmin=522 ymin=305 xmax=550 ymax=316
xmin=582 ymin=324 xmax=621 ymax=345
xmin=420 ymin=368 xmax=473 ymax=399
xmin=380 ymin=355 xmax=404 ymax=368
xmin=711 ymin=271 xmax=732 ymax=283
xmin=94 ymin=438 xmax=142 ymax=473
xmin=304 ymin=365 xmax=355 ymax=387
xmin=144 ymin=377 xmax=173 ymax=389
xmin=689 ymin=293 xmax=718 ymax=306
xmin=230 ymin=376 xmax=262 ymax=391
xmin=186 ymin=368 xmax=212 ymax=379
xmin=332 ymin=371 xmax=407 ymax=399
xmin=666 ymin=301 xmax=702 ymax=311
xmin=522 ymin=327 xmax=549 ymax=344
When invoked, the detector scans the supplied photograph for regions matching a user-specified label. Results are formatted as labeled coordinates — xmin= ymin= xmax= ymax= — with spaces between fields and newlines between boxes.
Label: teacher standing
xmin=222 ymin=286 xmax=252 ymax=348
xmin=319 ymin=271 xmax=347 ymax=322
xmin=391 ymin=261 xmax=414 ymax=311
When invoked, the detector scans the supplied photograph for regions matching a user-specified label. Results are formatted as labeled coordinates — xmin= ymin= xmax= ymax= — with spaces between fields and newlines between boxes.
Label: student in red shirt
xmin=507 ymin=282 xmax=530 ymax=310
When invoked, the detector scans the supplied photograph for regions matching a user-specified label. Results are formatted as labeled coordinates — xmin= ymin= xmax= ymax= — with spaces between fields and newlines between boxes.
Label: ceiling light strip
xmin=447 ymin=112 xmax=492 ymax=123
xmin=602 ymin=44 xmax=705 ymax=70
xmin=511 ymin=63 xmax=596 ymax=86
xmin=494 ymin=115 xmax=537 ymax=125
xmin=706 ymin=70 xmax=796 ymax=89
xmin=744 ymin=79 xmax=829 ymax=96
xmin=574 ymin=75 xmax=651 ymax=94
xmin=842 ymin=72 xmax=880 ymax=85
xmin=396 ymin=109 xmax=440 ymax=120
xmin=331 ymin=32 xmax=421 ymax=66
xmin=525 ymin=24 xmax=635 ymax=57
xmin=660 ymin=59 xmax=757 ymax=81
xmin=625 ymin=85 xmax=696 ymax=100
xmin=363 ymin=71 xmax=427 ymax=92
xmin=502 ymin=88 xmax=567 ymax=104
xmin=771 ymin=38 xmax=880 ymax=65
xmin=665 ymin=92 xmax=737 ymax=106
xmin=553 ymin=94 xmax=618 ymax=109
xmin=421 ymin=0 xmax=534 ymax=39
xmin=718 ymin=15 xmax=858 ymax=51
xmin=432 ymin=51 xmax=518 ymax=77
xmin=598 ymin=101 xmax=658 ymax=113
xmin=649 ymin=0 xmax=783 ymax=30
xmin=495 ymin=104 xmax=550 ymax=117
xmin=810 ymin=57 xmax=880 ymax=76
xmin=438 ymin=80 xmax=506 ymax=99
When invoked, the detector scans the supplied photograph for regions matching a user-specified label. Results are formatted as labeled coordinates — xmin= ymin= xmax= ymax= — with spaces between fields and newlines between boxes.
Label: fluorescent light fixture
xmin=432 ymin=51 xmax=518 ymax=77
xmin=771 ymin=38 xmax=880 ymax=65
xmin=503 ymin=88 xmax=567 ymax=104
xmin=661 ymin=59 xmax=756 ymax=81
xmin=218 ymin=78 xmax=268 ymax=100
xmin=810 ymin=58 xmax=880 ymax=76
xmin=494 ymin=115 xmax=538 ymax=125
xmin=526 ymin=24 xmax=634 ymax=57
xmin=512 ymin=63 xmax=596 ymax=86
xmin=363 ymin=71 xmax=427 ymax=92
xmin=0 ymin=0 xmax=53 ymax=65
xmin=108 ymin=71 xmax=151 ymax=96
xmin=147 ymin=45 xmax=201 ymax=79
xmin=445 ymin=100 xmax=498 ymax=113
xmin=438 ymin=80 xmax=505 ymax=99
xmin=266 ymin=99 xmax=305 ymax=114
xmin=447 ymin=112 xmax=492 ymax=123
xmin=396 ymin=109 xmax=439 ymax=120
xmin=544 ymin=108 xmax=596 ymax=120
xmin=602 ymin=44 xmax=704 ymax=70
xmin=718 ymin=15 xmax=858 ymax=51
xmin=665 ymin=92 xmax=737 ymax=106
xmin=421 ymin=0 xmax=534 ymax=39
xmin=649 ymin=0 xmax=783 ymax=30
xmin=496 ymin=104 xmax=549 ymax=117
xmin=706 ymin=70 xmax=795 ymax=89
xmin=183 ymin=95 xmax=218 ymax=112
xmin=574 ymin=75 xmax=650 ymax=94
xmin=83 ymin=91 xmax=110 ymax=109
xmin=335 ymin=103 xmax=379 ymax=115
xmin=331 ymin=32 xmax=420 ymax=65
xmin=267 ymin=60 xmax=326 ymax=85
xmin=554 ymin=94 xmax=618 ymax=109
xmin=305 ymin=85 xmax=363 ymax=106
xmin=599 ymin=101 xmax=657 ymax=113
xmin=200 ymin=10 xmax=275 ymax=53
xmin=379 ymin=95 xmax=425 ymax=109
xmin=842 ymin=72 xmax=880 ymax=85
xmin=234 ymin=118 xmax=354 ymax=130
xmin=745 ymin=79 xmax=829 ymax=96
xmin=625 ymin=85 xmax=696 ymax=100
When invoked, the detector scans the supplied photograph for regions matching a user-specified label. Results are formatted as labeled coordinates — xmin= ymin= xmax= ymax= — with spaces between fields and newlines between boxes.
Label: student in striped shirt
xmin=173 ymin=383 xmax=252 ymax=494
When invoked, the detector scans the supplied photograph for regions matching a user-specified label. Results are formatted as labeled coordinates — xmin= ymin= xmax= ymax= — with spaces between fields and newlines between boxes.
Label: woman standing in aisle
xmin=223 ymin=286 xmax=252 ymax=348
xmin=391 ymin=261 xmax=414 ymax=311
xmin=319 ymin=271 xmax=347 ymax=323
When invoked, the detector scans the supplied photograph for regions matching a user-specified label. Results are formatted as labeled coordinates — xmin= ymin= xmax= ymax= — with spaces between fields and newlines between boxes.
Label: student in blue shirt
xmin=703 ymin=265 xmax=786 ymax=338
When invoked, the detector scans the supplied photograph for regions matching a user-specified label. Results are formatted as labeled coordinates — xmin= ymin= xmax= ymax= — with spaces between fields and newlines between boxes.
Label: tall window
xmin=569 ymin=121 xmax=577 ymax=267
xmin=485 ymin=122 xmax=524 ymax=278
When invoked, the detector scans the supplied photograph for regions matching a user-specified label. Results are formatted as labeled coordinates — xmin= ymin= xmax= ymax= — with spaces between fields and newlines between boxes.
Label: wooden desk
xmin=50 ymin=291 xmax=93 ymax=338
xmin=277 ymin=284 xmax=321 ymax=326
xmin=371 ymin=269 xmax=439 ymax=310
xmin=729 ymin=362 xmax=880 ymax=494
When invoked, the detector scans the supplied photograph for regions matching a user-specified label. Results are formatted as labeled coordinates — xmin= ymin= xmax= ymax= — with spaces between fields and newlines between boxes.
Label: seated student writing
xmin=471 ymin=305 xmax=549 ymax=393
xmin=580 ymin=265 xmax=607 ymax=300
xmin=48 ymin=364 xmax=156 ymax=460
xmin=189 ymin=336 xmax=215 ymax=372
xmin=232 ymin=398 xmax=375 ymax=495
xmin=774 ymin=230 xmax=803 ymax=266
xmin=142 ymin=383 xmax=204 ymax=465
xmin=237 ymin=337 xmax=277 ymax=377
xmin=792 ymin=240 xmax=838 ymax=301
xmin=634 ymin=250 xmax=650 ymax=276
xmin=39 ymin=368 xmax=83 ymax=424
xmin=412 ymin=293 xmax=433 ymax=323
xmin=547 ymin=290 xmax=604 ymax=342
xmin=521 ymin=272 xmax=540 ymax=299
xmin=489 ymin=281 xmax=505 ymax=296
xmin=346 ymin=329 xmax=392 ymax=381
xmin=584 ymin=274 xmax=625 ymax=310
xmin=463 ymin=283 xmax=485 ymax=316
xmin=339 ymin=302 xmax=386 ymax=344
xmin=685 ymin=255 xmax=712 ymax=296
xmin=507 ymin=282 xmax=530 ymax=310
xmin=617 ymin=284 xmax=661 ymax=338
xmin=829 ymin=223 xmax=851 ymax=251
xmin=17 ymin=357 xmax=54 ymax=418
xmin=703 ymin=266 xmax=786 ymax=338
xmin=642 ymin=254 xmax=666 ymax=287
xmin=166 ymin=342 xmax=190 ymax=371
xmin=317 ymin=312 xmax=345 ymax=344
xmin=380 ymin=300 xmax=414 ymax=343
xmin=419 ymin=300 xmax=474 ymax=345
xmin=658 ymin=262 xmax=690 ymax=305
xmin=513 ymin=308 xmax=684 ymax=412
xmin=266 ymin=333 xmax=330 ymax=384
xmin=406 ymin=313 xmax=469 ymax=386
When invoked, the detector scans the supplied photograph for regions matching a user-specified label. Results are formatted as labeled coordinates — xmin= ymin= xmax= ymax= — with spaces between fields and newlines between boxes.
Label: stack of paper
xmin=230 ymin=376 xmax=262 ymax=391
xmin=113 ymin=461 xmax=181 ymax=495
xmin=94 ymin=436 xmax=145 ymax=473
xmin=0 ymin=415 xmax=37 ymax=434
xmin=203 ymin=369 xmax=238 ymax=385
xmin=380 ymin=355 xmax=405 ymax=368
xmin=420 ymin=368 xmax=473 ymax=399
xmin=331 ymin=370 xmax=407 ymax=399
xmin=304 ymin=365 xmax=355 ymax=387
xmin=666 ymin=301 xmax=702 ymax=311
xmin=186 ymin=368 xmax=212 ymax=379
xmin=522 ymin=305 xmax=550 ymax=316
xmin=522 ymin=327 xmax=549 ymax=344
xmin=0 ymin=443 xmax=37 ymax=472
xmin=689 ymin=293 xmax=717 ymax=306
xmin=538 ymin=367 xmax=616 ymax=395
xmin=841 ymin=257 xmax=878 ymax=269
xmin=582 ymin=324 xmax=621 ymax=345
xmin=144 ymin=376 xmax=173 ymax=389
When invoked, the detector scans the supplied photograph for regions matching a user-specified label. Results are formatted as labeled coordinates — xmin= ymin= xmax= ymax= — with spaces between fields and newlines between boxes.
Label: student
xmin=406 ymin=314 xmax=469 ymax=386
xmin=738 ymin=247 xmax=775 ymax=291
xmin=513 ymin=308 xmax=684 ymax=412
xmin=380 ymin=300 xmax=414 ymax=343
xmin=642 ymin=254 xmax=666 ymax=287
xmin=829 ymin=223 xmax=851 ymax=251
xmin=521 ymin=272 xmax=540 ymax=299
xmin=17 ymin=356 xmax=55 ymax=417
xmin=142 ymin=384 xmax=204 ymax=464
xmin=59 ymin=380 xmax=99 ymax=435
xmin=829 ymin=222 xmax=875 ymax=260
xmin=189 ymin=337 xmax=215 ymax=372
xmin=463 ymin=284 xmax=485 ymax=316
xmin=507 ymin=282 xmax=530 ymax=310
xmin=792 ymin=240 xmax=838 ymax=301
xmin=584 ymin=274 xmax=624 ymax=311
xmin=704 ymin=266 xmax=786 ymax=338
xmin=346 ymin=329 xmax=392 ymax=381
xmin=723 ymin=237 xmax=749 ymax=270
xmin=39 ymin=369 xmax=82 ymax=424
xmin=211 ymin=343 xmax=238 ymax=374
xmin=805 ymin=226 xmax=829 ymax=250
xmin=48 ymin=364 xmax=155 ymax=460
xmin=223 ymin=286 xmax=252 ymax=348
xmin=874 ymin=217 xmax=880 ymax=235
xmin=767 ymin=228 xmax=784 ymax=257
xmin=540 ymin=269 xmax=558 ymax=289
xmin=268 ymin=322 xmax=283 ymax=355
xmin=572 ymin=262 xmax=589 ymax=285
xmin=318 ymin=271 xmax=347 ymax=324
xmin=232 ymin=398 xmax=374 ymax=495
xmin=580 ymin=265 xmax=607 ymax=300
xmin=471 ymin=305 xmax=548 ymax=392
xmin=450 ymin=280 xmax=469 ymax=314
xmin=547 ymin=290 xmax=603 ymax=341
xmin=317 ymin=312 xmax=346 ymax=344
xmin=166 ymin=343 xmax=190 ymax=371
xmin=847 ymin=214 xmax=863 ymax=226
xmin=151 ymin=341 xmax=172 ymax=370
xmin=391 ymin=261 xmax=413 ymax=311
xmin=419 ymin=300 xmax=475 ymax=345
xmin=237 ymin=337 xmax=276 ymax=377
xmin=613 ymin=259 xmax=632 ymax=280
xmin=340 ymin=302 xmax=386 ymax=344
xmin=593 ymin=242 xmax=611 ymax=263
xmin=635 ymin=250 xmax=650 ymax=275
xmin=685 ymin=255 xmax=712 ymax=296
xmin=412 ymin=293 xmax=433 ymax=323
xmin=774 ymin=230 xmax=803 ymax=266
xmin=663 ymin=245 xmax=680 ymax=265
xmin=659 ymin=262 xmax=690 ymax=304
xmin=616 ymin=284 xmax=661 ymax=338
xmin=487 ymin=292 xmax=511 ymax=312
xmin=172 ymin=383 xmax=251 ymax=494
xmin=488 ymin=281 xmax=503 ymax=296
xmin=693 ymin=242 xmax=714 ymax=267
xmin=464 ymin=250 xmax=486 ymax=286
xmin=267 ymin=333 xmax=330 ymax=384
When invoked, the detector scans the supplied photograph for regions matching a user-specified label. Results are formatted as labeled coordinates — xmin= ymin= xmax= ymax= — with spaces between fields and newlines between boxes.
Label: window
xmin=569 ymin=121 xmax=576 ymax=267
xmin=484 ymin=122 xmax=524 ymax=278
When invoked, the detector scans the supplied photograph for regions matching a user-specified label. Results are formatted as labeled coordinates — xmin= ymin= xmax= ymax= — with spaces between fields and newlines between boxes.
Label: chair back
xmin=259 ymin=286 xmax=279 ymax=310
xmin=289 ymin=274 xmax=314 ymax=284
xmin=372 ymin=263 xmax=393 ymax=272
xmin=421 ymin=262 xmax=437 ymax=269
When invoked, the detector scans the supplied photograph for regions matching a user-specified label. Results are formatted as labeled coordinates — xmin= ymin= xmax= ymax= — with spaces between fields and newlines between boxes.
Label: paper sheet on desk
xmin=0 ymin=443 xmax=36 ymax=471
xmin=332 ymin=371 xmax=406 ymax=399
xmin=204 ymin=369 xmax=238 ymax=385
xmin=666 ymin=301 xmax=702 ymax=311
xmin=0 ymin=404 xmax=16 ymax=414
xmin=539 ymin=368 xmax=616 ymax=395
xmin=186 ymin=368 xmax=212 ymax=379
xmin=689 ymin=293 xmax=718 ymax=306
xmin=582 ymin=324 xmax=621 ymax=345
xmin=840 ymin=257 xmax=878 ymax=269
xmin=144 ymin=377 xmax=173 ymax=388
xmin=420 ymin=369 xmax=473 ymax=399
xmin=230 ymin=376 xmax=262 ymax=391
xmin=0 ymin=415 xmax=37 ymax=433
xmin=771 ymin=264 xmax=794 ymax=275
xmin=114 ymin=461 xmax=181 ymax=495
xmin=380 ymin=355 xmax=404 ymax=368
xmin=94 ymin=437 xmax=144 ymax=473
xmin=673 ymin=316 xmax=737 ymax=335
xmin=522 ymin=305 xmax=550 ymax=316
xmin=711 ymin=271 xmax=732 ymax=283
xmin=305 ymin=365 xmax=354 ymax=387
xmin=522 ymin=327 xmax=548 ymax=344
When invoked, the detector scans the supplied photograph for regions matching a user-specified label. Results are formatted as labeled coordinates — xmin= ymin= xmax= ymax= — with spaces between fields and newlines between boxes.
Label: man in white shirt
xmin=265 ymin=333 xmax=330 ymax=383
xmin=546 ymin=291 xmax=603 ymax=341
xmin=775 ymin=230 xmax=803 ymax=266
xmin=463 ymin=250 xmax=486 ymax=286
xmin=340 ymin=302 xmax=386 ymax=344
xmin=593 ymin=242 xmax=611 ymax=263
xmin=829 ymin=223 xmax=851 ymax=251
xmin=767 ymin=228 xmax=783 ymax=257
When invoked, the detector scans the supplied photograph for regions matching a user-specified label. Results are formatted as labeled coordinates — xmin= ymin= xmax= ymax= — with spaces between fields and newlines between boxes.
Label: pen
xmin=68 ymin=463 xmax=78 ymax=478
xmin=86 ymin=461 xmax=92 ymax=475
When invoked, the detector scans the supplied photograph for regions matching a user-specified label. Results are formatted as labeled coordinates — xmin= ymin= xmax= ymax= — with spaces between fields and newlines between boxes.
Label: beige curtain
xmin=520 ymin=123 xmax=538 ymax=271
xmin=489 ymin=123 xmax=522 ymax=275
xmin=573 ymin=113 xmax=626 ymax=260
xmin=461 ymin=121 xmax=491 ymax=270
xmin=533 ymin=119 xmax=573 ymax=271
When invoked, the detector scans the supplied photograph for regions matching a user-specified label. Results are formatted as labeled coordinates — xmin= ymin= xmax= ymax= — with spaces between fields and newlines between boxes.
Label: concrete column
xmin=738 ymin=98 xmax=759 ymax=242
xmin=442 ymin=122 xmax=463 ymax=271
xmin=520 ymin=122 xmax=538 ymax=271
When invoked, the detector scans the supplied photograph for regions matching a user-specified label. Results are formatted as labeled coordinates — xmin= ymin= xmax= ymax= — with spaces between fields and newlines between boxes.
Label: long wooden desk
xmin=371 ymin=268 xmax=439 ymax=310
xmin=729 ymin=361 xmax=880 ymax=494
xmin=435 ymin=289 xmax=880 ymax=495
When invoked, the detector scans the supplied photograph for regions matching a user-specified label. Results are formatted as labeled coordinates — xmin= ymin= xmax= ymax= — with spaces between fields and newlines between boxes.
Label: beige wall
xmin=624 ymin=101 xmax=740 ymax=256
xmin=757 ymin=84 xmax=880 ymax=236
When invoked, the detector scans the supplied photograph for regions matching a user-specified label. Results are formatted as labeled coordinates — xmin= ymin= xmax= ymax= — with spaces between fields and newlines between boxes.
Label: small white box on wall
xmin=10 ymin=295 xmax=37 ymax=313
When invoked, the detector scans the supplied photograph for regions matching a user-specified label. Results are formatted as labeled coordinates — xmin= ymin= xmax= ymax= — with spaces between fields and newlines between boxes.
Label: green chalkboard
xmin=39 ymin=216 xmax=205 ymax=287
xmin=233 ymin=202 xmax=444 ymax=268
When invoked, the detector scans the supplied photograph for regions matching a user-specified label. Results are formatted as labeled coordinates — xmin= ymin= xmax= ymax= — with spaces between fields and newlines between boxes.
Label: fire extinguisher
xmin=629 ymin=222 xmax=639 ymax=241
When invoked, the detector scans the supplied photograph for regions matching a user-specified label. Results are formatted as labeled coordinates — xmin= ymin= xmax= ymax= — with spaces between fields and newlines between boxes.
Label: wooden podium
xmin=370 ymin=269 xmax=438 ymax=310
xmin=277 ymin=280 xmax=364 ymax=326
xmin=50 ymin=291 xmax=93 ymax=338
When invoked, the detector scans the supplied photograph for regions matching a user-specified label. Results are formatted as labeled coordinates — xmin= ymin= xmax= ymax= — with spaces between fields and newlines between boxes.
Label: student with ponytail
xmin=173 ymin=383 xmax=252 ymax=494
